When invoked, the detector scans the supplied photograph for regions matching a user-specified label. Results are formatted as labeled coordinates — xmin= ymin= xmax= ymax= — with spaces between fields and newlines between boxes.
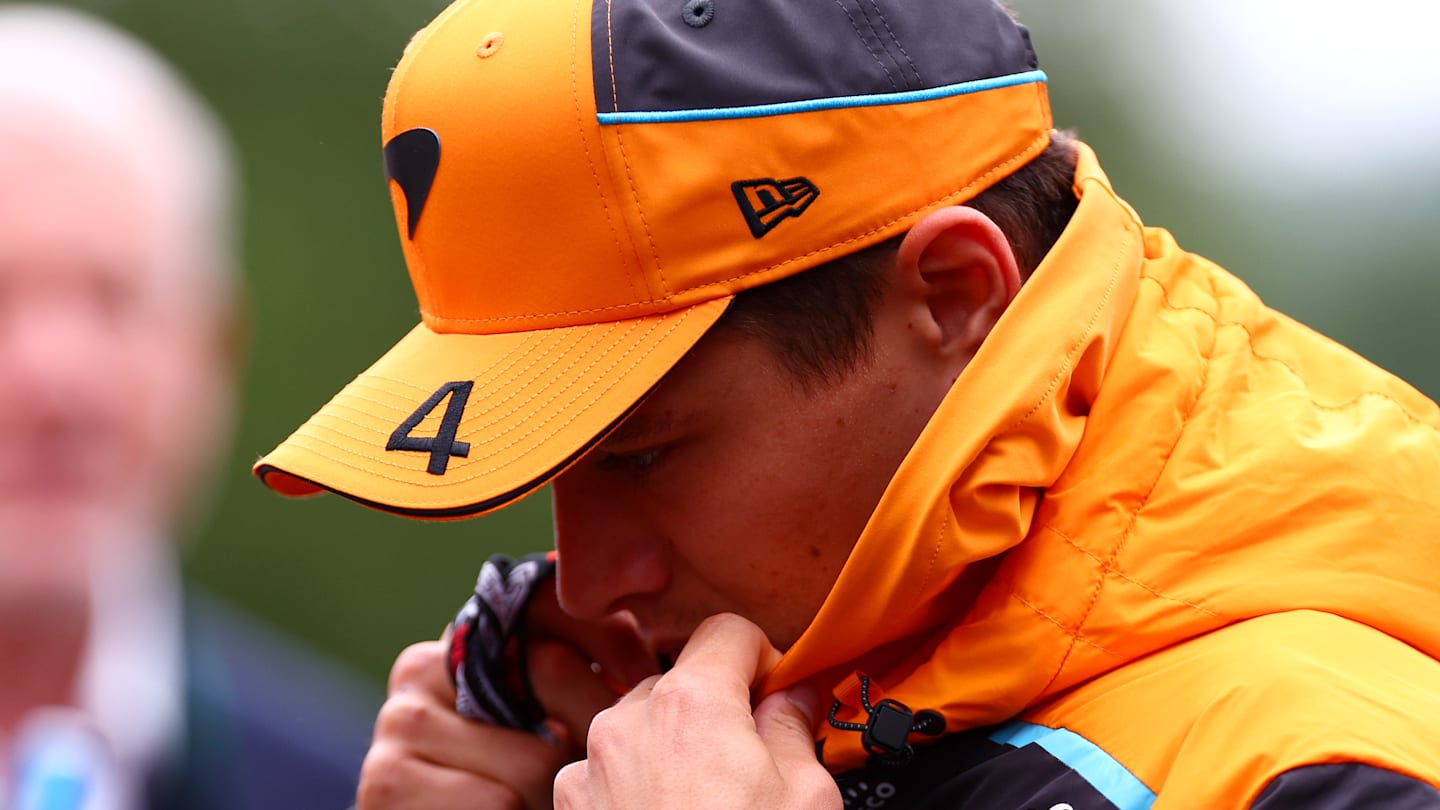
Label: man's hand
xmin=356 ymin=581 xmax=657 ymax=810
xmin=552 ymin=613 xmax=841 ymax=810
xmin=357 ymin=639 xmax=568 ymax=809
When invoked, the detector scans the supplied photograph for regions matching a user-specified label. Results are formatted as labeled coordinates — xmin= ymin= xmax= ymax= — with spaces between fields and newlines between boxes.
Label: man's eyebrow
xmin=599 ymin=410 xmax=675 ymax=449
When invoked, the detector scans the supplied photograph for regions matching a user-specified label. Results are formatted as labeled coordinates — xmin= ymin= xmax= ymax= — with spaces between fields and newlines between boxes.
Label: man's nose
xmin=550 ymin=473 xmax=669 ymax=622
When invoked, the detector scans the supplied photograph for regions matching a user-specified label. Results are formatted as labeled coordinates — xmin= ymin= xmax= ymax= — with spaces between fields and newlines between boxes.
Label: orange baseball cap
xmin=255 ymin=0 xmax=1053 ymax=518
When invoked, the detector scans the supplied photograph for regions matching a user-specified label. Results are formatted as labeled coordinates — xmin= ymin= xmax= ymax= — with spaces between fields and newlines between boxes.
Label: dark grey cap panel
xmin=592 ymin=0 xmax=1039 ymax=115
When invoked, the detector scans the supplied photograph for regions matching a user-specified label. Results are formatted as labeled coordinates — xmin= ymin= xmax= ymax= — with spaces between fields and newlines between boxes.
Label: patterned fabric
xmin=447 ymin=553 xmax=556 ymax=736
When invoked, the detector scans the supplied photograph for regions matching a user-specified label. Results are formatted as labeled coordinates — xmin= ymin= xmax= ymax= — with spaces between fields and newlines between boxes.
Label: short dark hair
xmin=717 ymin=130 xmax=1080 ymax=389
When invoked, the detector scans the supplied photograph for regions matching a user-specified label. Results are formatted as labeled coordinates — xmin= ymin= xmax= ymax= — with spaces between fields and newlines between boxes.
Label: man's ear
xmin=895 ymin=205 xmax=1021 ymax=357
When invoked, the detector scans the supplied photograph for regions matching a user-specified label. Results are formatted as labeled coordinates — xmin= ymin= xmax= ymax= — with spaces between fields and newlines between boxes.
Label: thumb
xmin=754 ymin=681 xmax=823 ymax=765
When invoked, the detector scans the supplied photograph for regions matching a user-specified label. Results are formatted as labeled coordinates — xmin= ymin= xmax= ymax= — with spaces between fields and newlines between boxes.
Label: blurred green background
xmin=27 ymin=0 xmax=1439 ymax=686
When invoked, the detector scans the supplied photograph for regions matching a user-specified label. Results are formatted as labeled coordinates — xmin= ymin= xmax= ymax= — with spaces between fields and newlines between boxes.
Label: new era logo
xmin=731 ymin=177 xmax=820 ymax=238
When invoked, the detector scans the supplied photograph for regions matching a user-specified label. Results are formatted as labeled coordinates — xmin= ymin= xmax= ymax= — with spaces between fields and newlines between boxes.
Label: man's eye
xmin=597 ymin=447 xmax=666 ymax=475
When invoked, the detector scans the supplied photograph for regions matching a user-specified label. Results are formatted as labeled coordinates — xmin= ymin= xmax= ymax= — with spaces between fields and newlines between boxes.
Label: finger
xmin=551 ymin=758 xmax=590 ymax=810
xmin=527 ymin=638 xmax=628 ymax=747
xmin=374 ymin=689 xmax=567 ymax=792
xmin=752 ymin=683 xmax=823 ymax=770
xmin=670 ymin=613 xmax=782 ymax=695
xmin=610 ymin=673 xmax=661 ymax=706
xmin=358 ymin=741 xmax=527 ymax=810
xmin=388 ymin=641 xmax=456 ymax=704
xmin=754 ymin=684 xmax=840 ymax=804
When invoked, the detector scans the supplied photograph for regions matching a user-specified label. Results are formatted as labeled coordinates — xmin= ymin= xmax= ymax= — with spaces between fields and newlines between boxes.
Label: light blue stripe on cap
xmin=990 ymin=722 xmax=1156 ymax=810
xmin=597 ymin=70 xmax=1046 ymax=125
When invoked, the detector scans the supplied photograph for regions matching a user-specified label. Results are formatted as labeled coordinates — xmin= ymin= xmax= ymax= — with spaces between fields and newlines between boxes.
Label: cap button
xmin=681 ymin=0 xmax=715 ymax=28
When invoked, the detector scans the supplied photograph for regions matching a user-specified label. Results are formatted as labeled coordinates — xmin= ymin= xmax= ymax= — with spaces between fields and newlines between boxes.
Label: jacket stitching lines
xmin=1008 ymin=592 xmax=1121 ymax=656
xmin=923 ymin=510 xmax=946 ymax=594
xmin=893 ymin=511 xmax=946 ymax=630
xmin=1034 ymin=246 xmax=1215 ymax=695
xmin=1039 ymin=330 xmax=1213 ymax=692
xmin=1041 ymin=525 xmax=1222 ymax=618
xmin=1139 ymin=274 xmax=1439 ymax=432
xmin=998 ymin=207 xmax=1134 ymax=682
xmin=1006 ymin=211 xmax=1130 ymax=432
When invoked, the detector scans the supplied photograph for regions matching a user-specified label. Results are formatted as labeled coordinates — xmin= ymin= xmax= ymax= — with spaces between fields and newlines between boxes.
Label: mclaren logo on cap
xmin=731 ymin=177 xmax=820 ymax=238
xmin=383 ymin=127 xmax=441 ymax=239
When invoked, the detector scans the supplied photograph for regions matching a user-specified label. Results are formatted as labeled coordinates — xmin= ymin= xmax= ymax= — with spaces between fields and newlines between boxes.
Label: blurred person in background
xmin=0 ymin=5 xmax=376 ymax=809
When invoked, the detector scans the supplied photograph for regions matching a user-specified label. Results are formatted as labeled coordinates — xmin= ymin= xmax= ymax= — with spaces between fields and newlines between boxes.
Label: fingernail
xmin=783 ymin=682 xmax=821 ymax=728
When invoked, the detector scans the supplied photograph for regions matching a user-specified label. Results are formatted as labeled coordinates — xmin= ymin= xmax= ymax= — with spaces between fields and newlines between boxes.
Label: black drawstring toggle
xmin=826 ymin=674 xmax=946 ymax=766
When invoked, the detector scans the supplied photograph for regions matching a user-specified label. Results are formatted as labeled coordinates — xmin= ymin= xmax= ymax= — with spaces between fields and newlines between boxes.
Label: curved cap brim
xmin=254 ymin=299 xmax=730 ymax=518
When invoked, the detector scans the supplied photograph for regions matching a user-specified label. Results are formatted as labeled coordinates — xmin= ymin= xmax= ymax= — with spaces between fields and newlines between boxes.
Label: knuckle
xmin=797 ymin=770 xmax=844 ymax=806
xmin=475 ymin=783 xmax=527 ymax=810
xmin=647 ymin=671 xmax=705 ymax=712
xmin=552 ymin=760 xmax=586 ymax=807
xmin=354 ymin=744 xmax=407 ymax=808
xmin=388 ymin=640 xmax=444 ymax=693
xmin=373 ymin=691 xmax=438 ymax=742
xmin=582 ymin=705 xmax=625 ymax=753
xmin=356 ymin=744 xmax=528 ymax=810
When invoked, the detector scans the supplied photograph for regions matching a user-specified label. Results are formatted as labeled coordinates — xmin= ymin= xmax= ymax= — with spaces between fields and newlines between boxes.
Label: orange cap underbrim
xmin=254 ymin=298 xmax=730 ymax=518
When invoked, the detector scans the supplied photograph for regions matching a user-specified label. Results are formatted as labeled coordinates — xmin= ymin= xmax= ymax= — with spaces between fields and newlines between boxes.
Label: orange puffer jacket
xmin=762 ymin=143 xmax=1440 ymax=808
